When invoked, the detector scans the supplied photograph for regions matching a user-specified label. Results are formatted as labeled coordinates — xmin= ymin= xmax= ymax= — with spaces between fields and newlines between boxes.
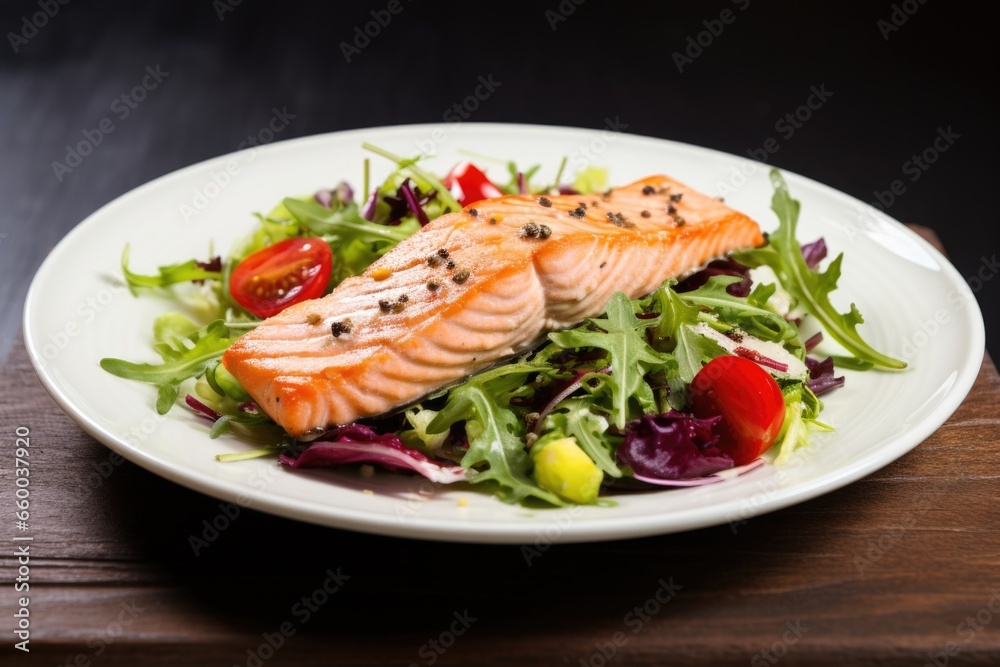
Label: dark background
xmin=0 ymin=0 xmax=996 ymax=363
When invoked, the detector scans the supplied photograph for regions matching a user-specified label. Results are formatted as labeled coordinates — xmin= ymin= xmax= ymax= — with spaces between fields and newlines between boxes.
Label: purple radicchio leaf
xmin=805 ymin=355 xmax=845 ymax=396
xmin=399 ymin=179 xmax=429 ymax=226
xmin=192 ymin=255 xmax=222 ymax=285
xmin=315 ymin=182 xmax=354 ymax=209
xmin=617 ymin=412 xmax=734 ymax=481
xmin=632 ymin=458 xmax=765 ymax=487
xmin=801 ymin=238 xmax=828 ymax=270
xmin=279 ymin=424 xmax=467 ymax=484
xmin=314 ymin=189 xmax=333 ymax=208
xmin=360 ymin=189 xmax=379 ymax=221
xmin=334 ymin=181 xmax=354 ymax=205
xmin=674 ymin=258 xmax=753 ymax=297
xmin=185 ymin=393 xmax=221 ymax=420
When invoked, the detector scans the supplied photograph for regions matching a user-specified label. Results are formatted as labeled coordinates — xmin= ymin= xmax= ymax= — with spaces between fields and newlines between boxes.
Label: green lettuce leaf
xmin=400 ymin=407 xmax=449 ymax=452
xmin=772 ymin=383 xmax=833 ymax=465
xmin=572 ymin=166 xmax=608 ymax=195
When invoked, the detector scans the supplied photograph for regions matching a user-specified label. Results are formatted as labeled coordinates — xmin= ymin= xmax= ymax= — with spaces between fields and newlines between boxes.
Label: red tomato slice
xmin=689 ymin=356 xmax=786 ymax=465
xmin=443 ymin=162 xmax=503 ymax=207
xmin=229 ymin=238 xmax=332 ymax=318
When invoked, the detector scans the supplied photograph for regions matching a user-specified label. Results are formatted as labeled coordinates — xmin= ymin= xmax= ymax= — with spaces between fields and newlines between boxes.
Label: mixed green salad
xmin=102 ymin=146 xmax=905 ymax=507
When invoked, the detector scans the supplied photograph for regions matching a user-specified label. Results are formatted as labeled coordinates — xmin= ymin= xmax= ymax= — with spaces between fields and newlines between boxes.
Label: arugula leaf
xmin=361 ymin=143 xmax=461 ymax=211
xmin=638 ymin=280 xmax=700 ymax=346
xmin=674 ymin=324 xmax=728 ymax=385
xmin=121 ymin=245 xmax=221 ymax=294
xmin=543 ymin=398 xmax=623 ymax=478
xmin=549 ymin=292 xmax=669 ymax=429
xmin=281 ymin=197 xmax=420 ymax=282
xmin=282 ymin=198 xmax=415 ymax=244
xmin=499 ymin=161 xmax=542 ymax=195
xmin=427 ymin=365 xmax=566 ymax=506
xmin=830 ymin=355 xmax=875 ymax=371
xmin=679 ymin=276 xmax=794 ymax=342
xmin=100 ymin=320 xmax=237 ymax=415
xmin=734 ymin=170 xmax=906 ymax=369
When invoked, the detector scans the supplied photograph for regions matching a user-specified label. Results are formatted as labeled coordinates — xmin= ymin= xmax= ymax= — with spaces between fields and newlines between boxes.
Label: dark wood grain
xmin=1 ymin=226 xmax=997 ymax=666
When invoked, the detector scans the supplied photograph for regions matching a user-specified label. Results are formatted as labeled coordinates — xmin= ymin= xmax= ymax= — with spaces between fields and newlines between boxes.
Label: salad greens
xmin=427 ymin=363 xmax=566 ymax=506
xmin=100 ymin=317 xmax=236 ymax=415
xmin=549 ymin=292 xmax=670 ymax=430
xmin=102 ymin=151 xmax=903 ymax=507
xmin=734 ymin=171 xmax=906 ymax=370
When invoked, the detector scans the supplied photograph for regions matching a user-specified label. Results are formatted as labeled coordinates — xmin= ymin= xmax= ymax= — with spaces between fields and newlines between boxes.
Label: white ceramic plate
xmin=24 ymin=123 xmax=985 ymax=544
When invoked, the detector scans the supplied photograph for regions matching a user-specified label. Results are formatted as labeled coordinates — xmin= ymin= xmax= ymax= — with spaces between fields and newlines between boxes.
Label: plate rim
xmin=22 ymin=122 xmax=987 ymax=544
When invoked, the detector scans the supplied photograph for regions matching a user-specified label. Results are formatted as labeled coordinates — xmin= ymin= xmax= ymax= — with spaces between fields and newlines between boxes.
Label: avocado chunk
xmin=531 ymin=437 xmax=603 ymax=504
xmin=215 ymin=362 xmax=252 ymax=402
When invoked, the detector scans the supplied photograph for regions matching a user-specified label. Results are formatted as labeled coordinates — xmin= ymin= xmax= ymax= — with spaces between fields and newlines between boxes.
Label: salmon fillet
xmin=222 ymin=176 xmax=765 ymax=437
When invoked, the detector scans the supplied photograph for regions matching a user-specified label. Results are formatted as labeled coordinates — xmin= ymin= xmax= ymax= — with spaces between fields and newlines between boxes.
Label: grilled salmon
xmin=222 ymin=176 xmax=765 ymax=437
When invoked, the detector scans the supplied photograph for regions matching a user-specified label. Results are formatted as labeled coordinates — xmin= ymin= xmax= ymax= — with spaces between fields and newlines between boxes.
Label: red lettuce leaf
xmin=801 ymin=237 xmax=828 ymax=270
xmin=805 ymin=355 xmax=845 ymax=396
xmin=280 ymin=424 xmax=467 ymax=484
xmin=675 ymin=258 xmax=753 ymax=297
xmin=617 ymin=412 xmax=734 ymax=480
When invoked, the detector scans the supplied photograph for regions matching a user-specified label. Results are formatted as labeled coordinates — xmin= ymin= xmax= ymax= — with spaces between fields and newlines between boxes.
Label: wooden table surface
xmin=1 ymin=226 xmax=997 ymax=666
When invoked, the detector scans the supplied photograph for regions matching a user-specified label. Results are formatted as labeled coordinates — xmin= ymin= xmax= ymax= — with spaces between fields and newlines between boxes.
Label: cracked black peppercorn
xmin=330 ymin=319 xmax=352 ymax=338
xmin=519 ymin=222 xmax=540 ymax=238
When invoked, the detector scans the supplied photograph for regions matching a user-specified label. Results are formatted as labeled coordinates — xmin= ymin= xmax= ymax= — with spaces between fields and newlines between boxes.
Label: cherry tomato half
xmin=689 ymin=356 xmax=786 ymax=465
xmin=229 ymin=238 xmax=332 ymax=318
xmin=443 ymin=162 xmax=503 ymax=207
